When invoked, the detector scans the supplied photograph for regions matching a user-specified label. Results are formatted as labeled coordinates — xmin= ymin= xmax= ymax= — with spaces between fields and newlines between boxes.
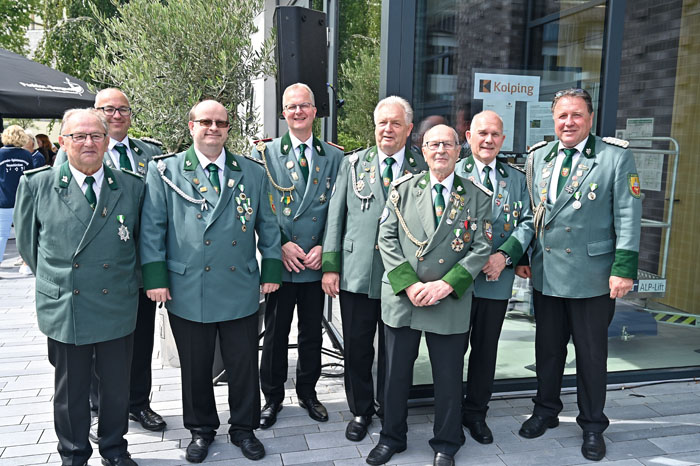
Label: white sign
xmin=525 ymin=101 xmax=556 ymax=149
xmin=474 ymin=73 xmax=540 ymax=102
xmin=633 ymin=152 xmax=663 ymax=192
xmin=626 ymin=118 xmax=654 ymax=148
xmin=483 ymin=100 xmax=515 ymax=152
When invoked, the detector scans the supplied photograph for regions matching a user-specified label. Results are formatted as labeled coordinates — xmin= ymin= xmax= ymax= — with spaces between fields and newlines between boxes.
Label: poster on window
xmin=525 ymin=102 xmax=556 ymax=149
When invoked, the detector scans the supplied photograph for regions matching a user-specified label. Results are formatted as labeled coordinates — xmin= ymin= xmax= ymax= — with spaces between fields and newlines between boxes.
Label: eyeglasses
xmin=96 ymin=106 xmax=132 ymax=116
xmin=283 ymin=102 xmax=314 ymax=112
xmin=193 ymin=119 xmax=230 ymax=128
xmin=424 ymin=140 xmax=456 ymax=150
xmin=62 ymin=133 xmax=107 ymax=143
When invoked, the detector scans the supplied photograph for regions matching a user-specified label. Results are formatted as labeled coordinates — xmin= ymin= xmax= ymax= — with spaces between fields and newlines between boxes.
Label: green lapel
xmin=225 ymin=150 xmax=242 ymax=171
xmin=312 ymin=136 xmax=326 ymax=157
xmin=280 ymin=132 xmax=293 ymax=155
xmin=76 ymin=169 xmax=123 ymax=255
xmin=183 ymin=146 xmax=200 ymax=171
xmin=103 ymin=164 xmax=120 ymax=190
xmin=582 ymin=135 xmax=596 ymax=158
xmin=462 ymin=155 xmax=475 ymax=173
xmin=128 ymin=137 xmax=142 ymax=156
xmin=58 ymin=162 xmax=72 ymax=187
xmin=496 ymin=160 xmax=509 ymax=178
xmin=543 ymin=143 xmax=559 ymax=163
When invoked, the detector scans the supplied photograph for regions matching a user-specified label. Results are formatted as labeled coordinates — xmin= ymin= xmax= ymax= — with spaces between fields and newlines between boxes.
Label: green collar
xmin=183 ymin=146 xmax=241 ymax=172
xmin=417 ymin=171 xmax=430 ymax=189
xmin=545 ymin=135 xmax=596 ymax=162
xmin=417 ymin=171 xmax=463 ymax=192
xmin=128 ymin=137 xmax=142 ymax=155
xmin=58 ymin=161 xmax=119 ymax=189
xmin=280 ymin=132 xmax=325 ymax=156
xmin=461 ymin=155 xmax=507 ymax=177
xmin=365 ymin=146 xmax=378 ymax=162
xmin=368 ymin=146 xmax=416 ymax=165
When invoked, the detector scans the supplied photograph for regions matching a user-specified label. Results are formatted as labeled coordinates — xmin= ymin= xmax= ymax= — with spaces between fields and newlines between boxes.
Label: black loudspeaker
xmin=274 ymin=6 xmax=329 ymax=118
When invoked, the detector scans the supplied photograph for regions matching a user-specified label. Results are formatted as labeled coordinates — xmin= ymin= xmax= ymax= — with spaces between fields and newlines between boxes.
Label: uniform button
xmin=566 ymin=248 xmax=572 ymax=254
xmin=545 ymin=247 xmax=551 ymax=252
xmin=204 ymin=266 xmax=211 ymax=272
xmin=293 ymin=218 xmax=298 ymax=222
xmin=102 ymin=289 xmax=108 ymax=294
xmin=197 ymin=213 xmax=203 ymax=219
xmin=566 ymin=227 xmax=572 ymax=232
xmin=375 ymin=244 xmax=379 ymax=250
xmin=73 ymin=289 xmax=80 ymax=295
xmin=204 ymin=240 xmax=211 ymax=246
xmin=103 ymin=264 xmax=109 ymax=269
xmin=545 ymin=225 xmax=550 ymax=230
xmin=230 ymin=266 xmax=236 ymax=272
xmin=312 ymin=235 xmax=317 ymax=241
xmin=418 ymin=257 xmax=425 ymax=262
xmin=73 ymin=263 xmax=79 ymax=268
xmin=293 ymin=235 xmax=298 ymax=241
xmin=439 ymin=258 xmax=445 ymax=264
xmin=500 ymin=233 xmax=505 ymax=238
xmin=232 ymin=241 xmax=237 ymax=246
xmin=312 ymin=217 xmax=317 ymax=222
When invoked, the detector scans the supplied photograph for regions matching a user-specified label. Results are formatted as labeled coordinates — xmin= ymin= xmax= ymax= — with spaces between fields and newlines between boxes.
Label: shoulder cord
xmin=390 ymin=189 xmax=428 ymax=258
xmin=526 ymin=154 xmax=545 ymax=237
xmin=256 ymin=143 xmax=295 ymax=203
xmin=349 ymin=155 xmax=374 ymax=211
xmin=157 ymin=160 xmax=208 ymax=211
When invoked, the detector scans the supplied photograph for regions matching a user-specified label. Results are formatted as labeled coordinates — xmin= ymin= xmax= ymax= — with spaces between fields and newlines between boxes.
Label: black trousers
xmin=532 ymin=290 xmax=615 ymax=432
xmin=48 ymin=333 xmax=133 ymax=465
xmin=380 ymin=325 xmax=467 ymax=456
xmin=463 ymin=297 xmax=508 ymax=421
xmin=260 ymin=281 xmax=324 ymax=402
xmin=90 ymin=289 xmax=156 ymax=414
xmin=339 ymin=290 xmax=385 ymax=418
xmin=169 ymin=311 xmax=260 ymax=441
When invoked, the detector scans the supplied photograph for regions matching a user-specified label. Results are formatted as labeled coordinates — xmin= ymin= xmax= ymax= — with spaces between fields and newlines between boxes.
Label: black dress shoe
xmin=462 ymin=419 xmax=493 ymax=444
xmin=581 ymin=431 xmax=606 ymax=461
xmin=345 ymin=415 xmax=371 ymax=441
xmin=129 ymin=407 xmax=166 ymax=432
xmin=366 ymin=443 xmax=406 ymax=465
xmin=89 ymin=415 xmax=98 ymax=443
xmin=518 ymin=414 xmax=559 ymax=439
xmin=260 ymin=401 xmax=282 ymax=429
xmin=232 ymin=435 xmax=266 ymax=460
xmin=298 ymin=397 xmax=328 ymax=422
xmin=433 ymin=452 xmax=455 ymax=466
xmin=101 ymin=452 xmax=137 ymax=466
xmin=185 ymin=436 xmax=212 ymax=463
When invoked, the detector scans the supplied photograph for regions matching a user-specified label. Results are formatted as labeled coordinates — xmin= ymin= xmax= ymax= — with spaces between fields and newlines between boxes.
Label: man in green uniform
xmin=55 ymin=88 xmax=166 ymax=436
xmin=322 ymin=96 xmax=427 ymax=441
xmin=509 ymin=88 xmax=642 ymax=461
xmin=368 ymin=124 xmax=492 ymax=466
xmin=455 ymin=110 xmax=534 ymax=444
xmin=14 ymin=108 xmax=145 ymax=466
xmin=140 ymin=100 xmax=282 ymax=463
xmin=254 ymin=83 xmax=343 ymax=428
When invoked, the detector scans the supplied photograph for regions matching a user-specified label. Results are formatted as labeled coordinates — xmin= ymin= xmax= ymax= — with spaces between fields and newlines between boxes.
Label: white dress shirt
xmin=472 ymin=157 xmax=497 ymax=190
xmin=108 ymin=136 xmax=135 ymax=170
xmin=70 ymin=164 xmax=105 ymax=202
xmin=289 ymin=133 xmax=314 ymax=166
xmin=548 ymin=136 xmax=588 ymax=203
xmin=194 ymin=147 xmax=226 ymax=191
xmin=378 ymin=147 xmax=406 ymax=180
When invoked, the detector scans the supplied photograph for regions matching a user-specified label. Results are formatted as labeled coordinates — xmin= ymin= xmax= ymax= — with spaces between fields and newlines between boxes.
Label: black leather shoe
xmin=518 ymin=414 xmax=559 ymax=439
xmin=185 ymin=436 xmax=212 ymax=463
xmin=433 ymin=452 xmax=455 ymax=466
xmin=260 ymin=401 xmax=282 ymax=429
xmin=366 ymin=443 xmax=406 ymax=465
xmin=581 ymin=431 xmax=606 ymax=461
xmin=129 ymin=407 xmax=166 ymax=432
xmin=232 ymin=435 xmax=266 ymax=460
xmin=462 ymin=419 xmax=493 ymax=444
xmin=298 ymin=397 xmax=328 ymax=422
xmin=101 ymin=452 xmax=137 ymax=466
xmin=345 ymin=415 xmax=371 ymax=441
xmin=89 ymin=415 xmax=98 ymax=443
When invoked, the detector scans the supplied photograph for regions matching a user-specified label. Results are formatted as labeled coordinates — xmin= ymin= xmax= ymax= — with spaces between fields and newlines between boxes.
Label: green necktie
xmin=557 ymin=148 xmax=576 ymax=197
xmin=382 ymin=156 xmax=395 ymax=194
xmin=482 ymin=165 xmax=494 ymax=191
xmin=433 ymin=183 xmax=445 ymax=227
xmin=84 ymin=176 xmax=97 ymax=210
xmin=298 ymin=143 xmax=309 ymax=183
xmin=207 ymin=163 xmax=220 ymax=195
xmin=115 ymin=144 xmax=132 ymax=171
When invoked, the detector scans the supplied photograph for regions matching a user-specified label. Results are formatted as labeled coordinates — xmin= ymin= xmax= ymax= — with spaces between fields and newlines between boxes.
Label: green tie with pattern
xmin=84 ymin=176 xmax=97 ymax=210
xmin=382 ymin=156 xmax=395 ymax=194
xmin=207 ymin=163 xmax=220 ymax=195
xmin=115 ymin=144 xmax=132 ymax=171
xmin=557 ymin=148 xmax=576 ymax=197
xmin=482 ymin=165 xmax=494 ymax=191
xmin=434 ymin=183 xmax=445 ymax=227
xmin=298 ymin=143 xmax=309 ymax=183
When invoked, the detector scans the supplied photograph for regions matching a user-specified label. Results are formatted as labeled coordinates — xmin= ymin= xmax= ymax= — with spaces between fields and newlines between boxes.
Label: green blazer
xmin=456 ymin=156 xmax=534 ymax=300
xmin=378 ymin=172 xmax=492 ymax=335
xmin=514 ymin=135 xmax=642 ymax=298
xmin=251 ymin=132 xmax=343 ymax=283
xmin=140 ymin=147 xmax=282 ymax=323
xmin=14 ymin=162 xmax=145 ymax=345
xmin=55 ymin=137 xmax=162 ymax=175
xmin=322 ymin=146 xmax=427 ymax=299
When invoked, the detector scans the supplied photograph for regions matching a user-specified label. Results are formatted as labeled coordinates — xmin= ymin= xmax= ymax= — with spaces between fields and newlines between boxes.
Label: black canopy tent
xmin=0 ymin=48 xmax=96 ymax=130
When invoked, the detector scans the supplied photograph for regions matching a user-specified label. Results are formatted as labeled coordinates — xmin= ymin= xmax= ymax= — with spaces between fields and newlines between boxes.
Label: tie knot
xmin=85 ymin=176 xmax=95 ymax=186
xmin=207 ymin=163 xmax=218 ymax=174
xmin=563 ymin=148 xmax=577 ymax=158
xmin=483 ymin=165 xmax=491 ymax=175
xmin=434 ymin=183 xmax=444 ymax=194
xmin=298 ymin=143 xmax=307 ymax=154
xmin=385 ymin=156 xmax=395 ymax=167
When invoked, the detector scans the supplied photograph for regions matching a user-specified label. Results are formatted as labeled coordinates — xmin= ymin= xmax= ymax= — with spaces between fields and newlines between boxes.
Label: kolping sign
xmin=474 ymin=73 xmax=540 ymax=102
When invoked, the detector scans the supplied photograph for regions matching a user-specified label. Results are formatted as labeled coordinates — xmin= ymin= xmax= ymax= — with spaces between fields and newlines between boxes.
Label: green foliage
xmin=35 ymin=0 xmax=121 ymax=85
xmin=86 ymin=0 xmax=275 ymax=153
xmin=0 ymin=0 xmax=40 ymax=54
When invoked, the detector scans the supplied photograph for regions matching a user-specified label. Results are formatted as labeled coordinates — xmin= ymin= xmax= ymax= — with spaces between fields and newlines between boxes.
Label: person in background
xmin=36 ymin=133 xmax=57 ymax=166
xmin=23 ymin=130 xmax=47 ymax=168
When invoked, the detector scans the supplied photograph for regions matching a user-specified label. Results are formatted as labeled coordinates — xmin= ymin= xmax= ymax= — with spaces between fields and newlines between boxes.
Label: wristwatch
xmin=498 ymin=250 xmax=512 ymax=266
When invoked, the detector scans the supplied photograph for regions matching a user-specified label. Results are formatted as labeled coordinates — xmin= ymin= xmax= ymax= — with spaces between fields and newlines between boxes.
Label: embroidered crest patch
xmin=628 ymin=174 xmax=641 ymax=198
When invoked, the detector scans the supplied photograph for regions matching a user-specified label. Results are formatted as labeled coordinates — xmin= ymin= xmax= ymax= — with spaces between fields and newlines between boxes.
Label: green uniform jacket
xmin=251 ymin=132 xmax=343 ymax=283
xmin=14 ymin=162 xmax=144 ymax=345
xmin=55 ymin=137 xmax=162 ymax=176
xmin=456 ymin=156 xmax=534 ymax=300
xmin=322 ymin=146 xmax=427 ymax=299
xmin=378 ymin=172 xmax=492 ymax=335
xmin=512 ymin=135 xmax=642 ymax=298
xmin=140 ymin=147 xmax=283 ymax=323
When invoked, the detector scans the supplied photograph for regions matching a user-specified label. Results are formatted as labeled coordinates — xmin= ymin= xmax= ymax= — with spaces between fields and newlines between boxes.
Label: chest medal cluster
xmin=235 ymin=184 xmax=253 ymax=232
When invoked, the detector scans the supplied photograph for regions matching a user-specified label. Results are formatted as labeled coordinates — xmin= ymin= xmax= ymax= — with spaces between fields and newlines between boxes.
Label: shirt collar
xmin=108 ymin=135 xmax=129 ymax=152
xmin=378 ymin=146 xmax=405 ymax=167
xmin=471 ymin=156 xmax=496 ymax=176
xmin=69 ymin=163 xmax=104 ymax=189
xmin=430 ymin=171 xmax=454 ymax=195
xmin=559 ymin=136 xmax=589 ymax=156
xmin=194 ymin=147 xmax=226 ymax=171
xmin=289 ymin=133 xmax=313 ymax=152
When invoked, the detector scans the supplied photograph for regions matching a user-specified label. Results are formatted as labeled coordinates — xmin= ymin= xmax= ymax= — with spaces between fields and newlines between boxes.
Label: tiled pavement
xmin=2 ymin=240 xmax=700 ymax=465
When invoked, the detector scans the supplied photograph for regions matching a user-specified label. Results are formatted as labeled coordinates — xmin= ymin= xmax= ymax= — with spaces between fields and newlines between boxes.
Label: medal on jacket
xmin=117 ymin=215 xmax=130 ymax=241
xmin=573 ymin=191 xmax=582 ymax=210
xmin=236 ymin=184 xmax=252 ymax=231
xmin=451 ymin=229 xmax=464 ymax=252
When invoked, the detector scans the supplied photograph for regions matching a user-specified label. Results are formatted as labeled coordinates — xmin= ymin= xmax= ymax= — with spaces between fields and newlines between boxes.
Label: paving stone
xmin=648 ymin=433 xmax=700 ymax=454
xmin=499 ymin=445 xmax=595 ymax=466
xmin=258 ymin=433 xmax=308 ymax=454
xmin=282 ymin=445 xmax=360 ymax=464
xmin=606 ymin=424 xmax=700 ymax=442
xmin=0 ymin=454 xmax=51 ymax=466
xmin=638 ymin=450 xmax=700 ymax=466
xmin=605 ymin=439 xmax=667 ymax=460
xmin=272 ymin=422 xmax=320 ymax=438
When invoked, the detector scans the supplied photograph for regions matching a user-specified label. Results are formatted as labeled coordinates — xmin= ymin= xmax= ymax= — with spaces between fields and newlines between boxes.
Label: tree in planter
xmin=86 ymin=0 xmax=274 ymax=153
